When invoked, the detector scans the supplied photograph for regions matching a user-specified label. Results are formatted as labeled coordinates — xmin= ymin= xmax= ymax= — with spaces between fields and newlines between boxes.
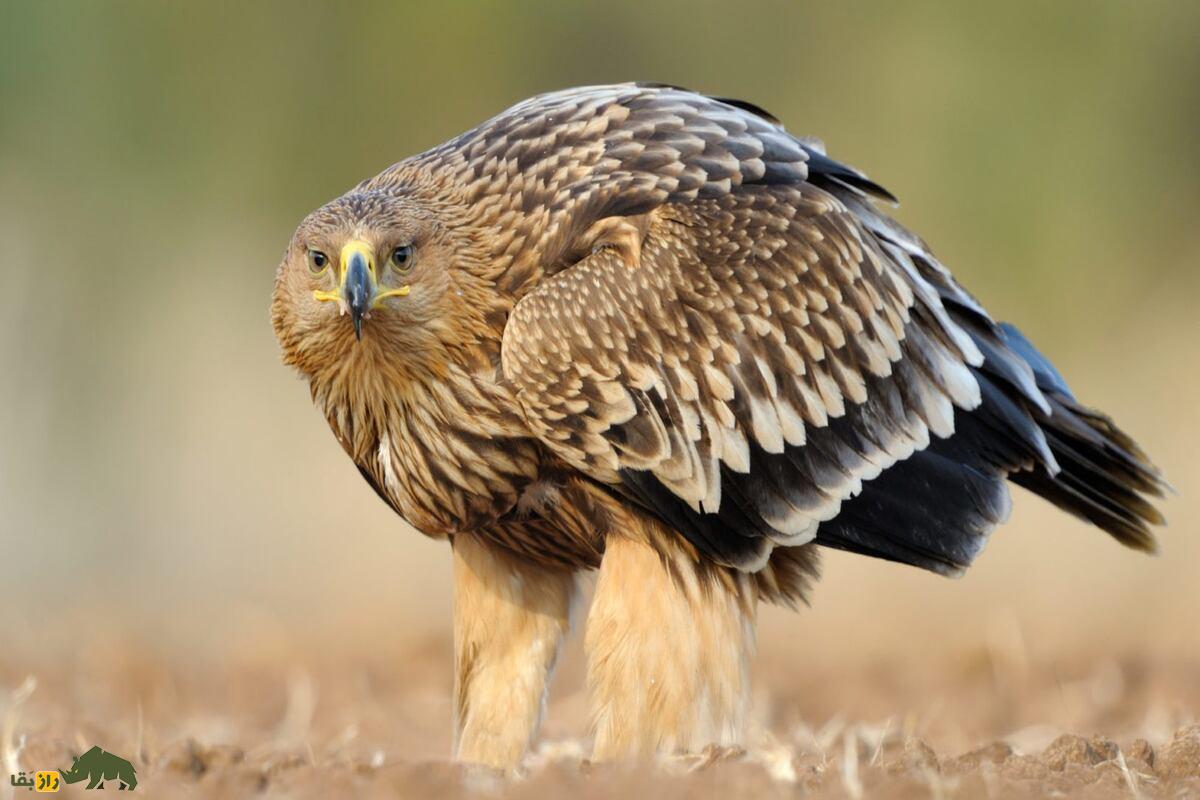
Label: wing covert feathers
xmin=482 ymin=84 xmax=1165 ymax=573
xmin=502 ymin=181 xmax=985 ymax=570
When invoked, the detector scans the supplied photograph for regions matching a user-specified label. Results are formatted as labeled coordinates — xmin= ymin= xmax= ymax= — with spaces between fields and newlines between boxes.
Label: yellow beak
xmin=339 ymin=241 xmax=375 ymax=340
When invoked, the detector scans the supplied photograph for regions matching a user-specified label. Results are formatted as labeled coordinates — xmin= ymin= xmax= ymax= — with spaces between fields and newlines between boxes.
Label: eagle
xmin=271 ymin=83 xmax=1165 ymax=770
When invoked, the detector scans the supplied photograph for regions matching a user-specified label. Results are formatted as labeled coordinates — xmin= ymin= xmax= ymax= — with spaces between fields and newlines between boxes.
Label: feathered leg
xmin=452 ymin=533 xmax=579 ymax=770
xmin=586 ymin=533 xmax=756 ymax=760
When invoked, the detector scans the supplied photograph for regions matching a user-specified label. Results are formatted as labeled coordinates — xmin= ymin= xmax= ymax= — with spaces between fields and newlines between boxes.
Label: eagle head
xmin=271 ymin=188 xmax=483 ymax=381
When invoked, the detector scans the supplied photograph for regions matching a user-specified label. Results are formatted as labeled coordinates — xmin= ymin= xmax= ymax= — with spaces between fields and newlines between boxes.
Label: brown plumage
xmin=271 ymin=83 xmax=1166 ymax=769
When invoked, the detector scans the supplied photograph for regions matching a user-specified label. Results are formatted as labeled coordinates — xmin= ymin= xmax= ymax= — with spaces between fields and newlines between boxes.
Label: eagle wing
xmin=490 ymin=84 xmax=1163 ymax=573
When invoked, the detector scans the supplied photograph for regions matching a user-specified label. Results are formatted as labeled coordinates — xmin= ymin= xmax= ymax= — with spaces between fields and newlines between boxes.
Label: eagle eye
xmin=307 ymin=249 xmax=329 ymax=274
xmin=390 ymin=245 xmax=414 ymax=272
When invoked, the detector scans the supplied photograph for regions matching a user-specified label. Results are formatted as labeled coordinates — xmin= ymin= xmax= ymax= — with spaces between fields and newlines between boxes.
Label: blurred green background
xmin=1 ymin=1 xmax=1197 ymax=665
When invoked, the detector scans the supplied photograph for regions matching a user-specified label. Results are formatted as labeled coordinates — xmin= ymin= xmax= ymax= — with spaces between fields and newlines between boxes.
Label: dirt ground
xmin=4 ymin=636 xmax=1198 ymax=799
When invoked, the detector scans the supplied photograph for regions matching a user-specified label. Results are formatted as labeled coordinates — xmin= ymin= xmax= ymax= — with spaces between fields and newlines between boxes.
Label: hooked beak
xmin=311 ymin=240 xmax=410 ymax=341
xmin=342 ymin=243 xmax=373 ymax=340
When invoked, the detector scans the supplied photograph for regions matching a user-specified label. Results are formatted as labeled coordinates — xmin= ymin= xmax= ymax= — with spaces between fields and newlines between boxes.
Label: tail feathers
xmin=1012 ymin=393 xmax=1166 ymax=553
xmin=996 ymin=324 xmax=1167 ymax=553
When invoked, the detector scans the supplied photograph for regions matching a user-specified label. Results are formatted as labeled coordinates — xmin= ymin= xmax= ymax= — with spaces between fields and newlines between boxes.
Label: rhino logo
xmin=58 ymin=746 xmax=137 ymax=791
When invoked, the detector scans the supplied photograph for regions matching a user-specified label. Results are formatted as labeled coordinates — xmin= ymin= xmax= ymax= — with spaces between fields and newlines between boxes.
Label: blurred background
xmin=0 ymin=0 xmax=1197 ymax=778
